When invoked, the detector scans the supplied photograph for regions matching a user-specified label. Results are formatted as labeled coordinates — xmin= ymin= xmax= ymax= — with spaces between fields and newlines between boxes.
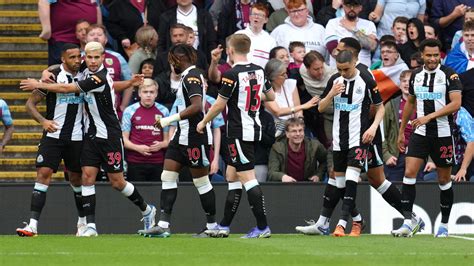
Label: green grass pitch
xmin=1 ymin=234 xmax=473 ymax=265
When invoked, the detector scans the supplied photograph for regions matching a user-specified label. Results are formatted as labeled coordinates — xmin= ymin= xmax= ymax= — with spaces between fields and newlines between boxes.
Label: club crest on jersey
xmin=155 ymin=114 xmax=162 ymax=121
xmin=91 ymin=75 xmax=102 ymax=84
xmin=37 ymin=154 xmax=44 ymax=163
xmin=105 ymin=58 xmax=114 ymax=65
xmin=436 ymin=76 xmax=444 ymax=84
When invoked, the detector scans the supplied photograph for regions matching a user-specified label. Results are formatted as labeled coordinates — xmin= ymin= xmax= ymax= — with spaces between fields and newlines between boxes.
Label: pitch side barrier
xmin=1 ymin=182 xmax=472 ymax=234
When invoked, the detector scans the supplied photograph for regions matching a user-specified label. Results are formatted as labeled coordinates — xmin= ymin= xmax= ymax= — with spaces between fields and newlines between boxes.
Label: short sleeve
xmin=156 ymin=103 xmax=171 ymax=133
xmin=368 ymin=80 xmax=383 ymax=105
xmin=183 ymin=73 xmax=204 ymax=99
xmin=169 ymin=100 xmax=179 ymax=127
xmin=446 ymin=69 xmax=463 ymax=93
xmin=121 ymin=105 xmax=135 ymax=132
xmin=321 ymin=75 xmax=336 ymax=99
xmin=218 ymin=71 xmax=237 ymax=100
xmin=408 ymin=73 xmax=415 ymax=96
xmin=263 ymin=77 xmax=272 ymax=93
xmin=377 ymin=0 xmax=386 ymax=6
xmin=0 ymin=100 xmax=13 ymax=126
xmin=76 ymin=71 xmax=107 ymax=93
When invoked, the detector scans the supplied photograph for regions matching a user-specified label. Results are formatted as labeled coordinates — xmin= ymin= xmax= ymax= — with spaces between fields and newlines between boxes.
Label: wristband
xmin=160 ymin=113 xmax=181 ymax=128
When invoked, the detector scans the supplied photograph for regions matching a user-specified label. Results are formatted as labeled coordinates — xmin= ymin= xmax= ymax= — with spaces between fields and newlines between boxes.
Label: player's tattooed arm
xmin=25 ymin=90 xmax=58 ymax=133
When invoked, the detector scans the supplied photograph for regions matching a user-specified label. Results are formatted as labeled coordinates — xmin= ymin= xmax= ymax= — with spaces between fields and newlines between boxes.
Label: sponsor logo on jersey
xmin=222 ymin=77 xmax=234 ymax=86
xmin=187 ymin=77 xmax=201 ymax=84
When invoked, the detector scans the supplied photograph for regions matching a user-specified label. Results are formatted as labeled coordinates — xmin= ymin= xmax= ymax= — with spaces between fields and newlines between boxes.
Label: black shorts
xmin=367 ymin=143 xmax=383 ymax=169
xmin=126 ymin=163 xmax=163 ymax=182
xmin=227 ymin=138 xmax=255 ymax=172
xmin=333 ymin=146 xmax=368 ymax=172
xmin=165 ymin=140 xmax=210 ymax=168
xmin=406 ymin=134 xmax=455 ymax=167
xmin=36 ymin=137 xmax=82 ymax=173
xmin=81 ymin=137 xmax=124 ymax=173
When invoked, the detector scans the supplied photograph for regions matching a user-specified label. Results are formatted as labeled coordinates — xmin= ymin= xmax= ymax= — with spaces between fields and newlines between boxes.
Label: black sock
xmin=321 ymin=183 xmax=340 ymax=218
xmin=160 ymin=188 xmax=177 ymax=222
xmin=198 ymin=189 xmax=216 ymax=223
xmin=401 ymin=183 xmax=416 ymax=220
xmin=127 ymin=187 xmax=147 ymax=212
xmin=73 ymin=191 xmax=85 ymax=218
xmin=30 ymin=189 xmax=47 ymax=221
xmin=340 ymin=181 xmax=357 ymax=223
xmin=82 ymin=194 xmax=96 ymax=224
xmin=220 ymin=189 xmax=242 ymax=226
xmin=246 ymin=185 xmax=268 ymax=230
xmin=440 ymin=186 xmax=453 ymax=224
xmin=338 ymin=187 xmax=360 ymax=218
xmin=382 ymin=184 xmax=404 ymax=215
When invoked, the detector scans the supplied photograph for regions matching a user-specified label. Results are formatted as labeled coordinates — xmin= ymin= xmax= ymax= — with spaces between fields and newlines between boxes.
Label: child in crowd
xmin=391 ymin=16 xmax=408 ymax=45
xmin=288 ymin=41 xmax=305 ymax=70
xmin=184 ymin=26 xmax=196 ymax=48
xmin=130 ymin=58 xmax=156 ymax=104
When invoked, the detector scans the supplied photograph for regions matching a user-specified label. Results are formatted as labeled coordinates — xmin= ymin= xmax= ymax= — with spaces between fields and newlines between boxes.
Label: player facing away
xmin=317 ymin=50 xmax=385 ymax=237
xmin=138 ymin=44 xmax=217 ymax=238
xmin=16 ymin=44 xmax=86 ymax=237
xmin=296 ymin=38 xmax=424 ymax=236
xmin=20 ymin=42 xmax=156 ymax=237
xmin=392 ymin=39 xmax=462 ymax=238
xmin=197 ymin=33 xmax=276 ymax=238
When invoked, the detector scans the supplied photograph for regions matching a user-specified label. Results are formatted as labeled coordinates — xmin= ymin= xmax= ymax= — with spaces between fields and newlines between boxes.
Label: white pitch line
xmin=449 ymin=235 xmax=474 ymax=241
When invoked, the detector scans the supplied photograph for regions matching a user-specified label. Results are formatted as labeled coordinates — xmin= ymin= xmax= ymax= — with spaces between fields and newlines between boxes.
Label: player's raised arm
xmin=20 ymin=78 xmax=78 ymax=93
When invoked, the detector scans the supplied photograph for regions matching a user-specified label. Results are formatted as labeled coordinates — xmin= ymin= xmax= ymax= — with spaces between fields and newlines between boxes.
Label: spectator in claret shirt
xmin=38 ymin=0 xmax=101 ymax=65
xmin=122 ymin=79 xmax=170 ymax=182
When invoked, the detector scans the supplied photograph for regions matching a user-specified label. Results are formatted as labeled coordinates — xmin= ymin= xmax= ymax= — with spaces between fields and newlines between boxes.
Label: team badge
xmin=450 ymin=73 xmax=459 ymax=80
xmin=105 ymin=58 xmax=113 ymax=65
xmin=37 ymin=154 xmax=44 ymax=163
xmin=155 ymin=114 xmax=162 ymax=121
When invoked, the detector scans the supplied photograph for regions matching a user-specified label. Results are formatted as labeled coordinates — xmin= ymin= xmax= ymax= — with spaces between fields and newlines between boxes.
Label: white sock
xmin=440 ymin=223 xmax=448 ymax=229
xmin=141 ymin=204 xmax=151 ymax=216
xmin=206 ymin=222 xmax=217 ymax=230
xmin=87 ymin=223 xmax=96 ymax=229
xmin=316 ymin=215 xmax=330 ymax=227
xmin=78 ymin=217 xmax=86 ymax=225
xmin=337 ymin=219 xmax=347 ymax=229
xmin=29 ymin=218 xmax=38 ymax=229
xmin=352 ymin=214 xmax=362 ymax=222
xmin=404 ymin=219 xmax=412 ymax=226
xmin=158 ymin=221 xmax=169 ymax=229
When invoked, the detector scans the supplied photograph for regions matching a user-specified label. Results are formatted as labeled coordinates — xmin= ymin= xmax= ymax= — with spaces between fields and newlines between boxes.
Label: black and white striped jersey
xmin=409 ymin=65 xmax=462 ymax=137
xmin=218 ymin=62 xmax=272 ymax=142
xmin=38 ymin=64 xmax=84 ymax=141
xmin=322 ymin=69 xmax=383 ymax=151
xmin=173 ymin=65 xmax=212 ymax=146
xmin=75 ymin=64 xmax=122 ymax=140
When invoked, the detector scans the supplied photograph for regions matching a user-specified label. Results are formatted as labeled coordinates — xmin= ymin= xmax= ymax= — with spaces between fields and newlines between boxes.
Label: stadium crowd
xmin=6 ymin=0 xmax=474 ymax=238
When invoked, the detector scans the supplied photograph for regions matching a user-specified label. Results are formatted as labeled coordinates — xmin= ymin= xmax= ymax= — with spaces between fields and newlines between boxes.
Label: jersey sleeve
xmin=218 ymin=71 xmax=237 ymax=100
xmin=445 ymin=69 xmax=463 ymax=93
xmin=263 ymin=76 xmax=272 ymax=93
xmin=121 ymin=106 xmax=133 ymax=132
xmin=75 ymin=71 xmax=108 ymax=93
xmin=156 ymin=103 xmax=171 ymax=133
xmin=183 ymin=72 xmax=204 ymax=99
xmin=168 ymin=100 xmax=179 ymax=127
xmin=368 ymin=78 xmax=382 ymax=105
xmin=0 ymin=100 xmax=13 ymax=126
xmin=408 ymin=71 xmax=415 ymax=96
